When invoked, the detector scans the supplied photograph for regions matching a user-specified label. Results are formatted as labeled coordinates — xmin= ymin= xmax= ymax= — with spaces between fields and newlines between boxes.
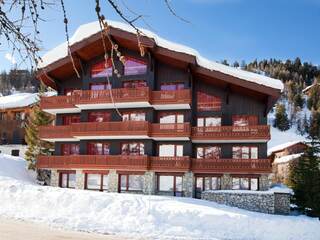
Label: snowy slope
xmin=0 ymin=155 xmax=319 ymax=240
xmin=39 ymin=20 xmax=283 ymax=91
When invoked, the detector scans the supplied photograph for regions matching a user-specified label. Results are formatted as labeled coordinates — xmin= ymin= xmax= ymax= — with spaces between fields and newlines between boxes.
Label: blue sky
xmin=1 ymin=0 xmax=320 ymax=70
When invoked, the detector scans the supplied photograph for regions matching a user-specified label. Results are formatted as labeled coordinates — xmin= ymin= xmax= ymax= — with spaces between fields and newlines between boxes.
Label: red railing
xmin=151 ymin=123 xmax=191 ymax=138
xmin=191 ymin=125 xmax=270 ymax=140
xmin=39 ymin=125 xmax=73 ymax=139
xmin=191 ymin=158 xmax=271 ymax=173
xmin=37 ymin=155 xmax=149 ymax=170
xmin=71 ymin=121 xmax=150 ymax=137
xmin=40 ymin=95 xmax=75 ymax=109
xmin=149 ymin=156 xmax=191 ymax=171
xmin=151 ymin=89 xmax=191 ymax=105
xmin=75 ymin=88 xmax=150 ymax=105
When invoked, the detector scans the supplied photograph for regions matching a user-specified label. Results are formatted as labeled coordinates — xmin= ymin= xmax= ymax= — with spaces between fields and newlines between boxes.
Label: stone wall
xmin=143 ymin=171 xmax=156 ymax=195
xmin=75 ymin=170 xmax=85 ymax=189
xmin=108 ymin=170 xmax=118 ymax=192
xmin=202 ymin=191 xmax=290 ymax=215
xmin=182 ymin=172 xmax=194 ymax=197
xmin=50 ymin=169 xmax=59 ymax=187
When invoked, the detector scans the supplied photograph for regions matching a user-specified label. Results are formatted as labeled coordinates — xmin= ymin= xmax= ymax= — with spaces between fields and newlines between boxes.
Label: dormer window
xmin=91 ymin=59 xmax=112 ymax=78
xmin=124 ymin=56 xmax=147 ymax=76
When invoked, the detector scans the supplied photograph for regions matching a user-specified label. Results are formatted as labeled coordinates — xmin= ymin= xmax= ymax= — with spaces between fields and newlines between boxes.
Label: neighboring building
xmin=302 ymin=82 xmax=320 ymax=96
xmin=269 ymin=141 xmax=308 ymax=184
xmin=0 ymin=93 xmax=38 ymax=156
xmin=36 ymin=21 xmax=283 ymax=198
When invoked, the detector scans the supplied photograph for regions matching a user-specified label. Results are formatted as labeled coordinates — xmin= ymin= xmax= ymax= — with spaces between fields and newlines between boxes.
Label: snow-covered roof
xmin=273 ymin=153 xmax=303 ymax=164
xmin=302 ymin=83 xmax=320 ymax=93
xmin=39 ymin=20 xmax=283 ymax=92
xmin=267 ymin=141 xmax=304 ymax=156
xmin=0 ymin=91 xmax=56 ymax=110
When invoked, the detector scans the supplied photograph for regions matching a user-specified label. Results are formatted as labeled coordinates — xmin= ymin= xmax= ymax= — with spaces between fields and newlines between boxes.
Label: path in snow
xmin=0 ymin=217 xmax=129 ymax=240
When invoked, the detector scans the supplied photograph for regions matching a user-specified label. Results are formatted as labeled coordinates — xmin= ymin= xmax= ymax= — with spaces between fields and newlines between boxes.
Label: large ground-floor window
xmin=195 ymin=175 xmax=221 ymax=198
xmin=59 ymin=171 xmax=76 ymax=189
xmin=232 ymin=176 xmax=259 ymax=190
xmin=157 ymin=174 xmax=183 ymax=196
xmin=119 ymin=173 xmax=144 ymax=192
xmin=85 ymin=172 xmax=109 ymax=191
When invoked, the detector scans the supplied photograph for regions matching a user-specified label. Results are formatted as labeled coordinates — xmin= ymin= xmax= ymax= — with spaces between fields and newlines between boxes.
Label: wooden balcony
xmin=191 ymin=158 xmax=271 ymax=173
xmin=71 ymin=121 xmax=150 ymax=138
xmin=40 ymin=95 xmax=75 ymax=109
xmin=151 ymin=89 xmax=191 ymax=108
xmin=151 ymin=123 xmax=191 ymax=139
xmin=191 ymin=125 xmax=270 ymax=142
xmin=149 ymin=156 xmax=191 ymax=171
xmin=37 ymin=155 xmax=149 ymax=170
xmin=39 ymin=125 xmax=73 ymax=140
xmin=75 ymin=88 xmax=150 ymax=105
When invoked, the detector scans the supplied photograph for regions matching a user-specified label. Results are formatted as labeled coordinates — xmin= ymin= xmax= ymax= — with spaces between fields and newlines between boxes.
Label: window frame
xmin=231 ymin=176 xmax=259 ymax=191
xmin=157 ymin=173 xmax=184 ymax=196
xmin=84 ymin=172 xmax=109 ymax=191
xmin=121 ymin=111 xmax=146 ymax=121
xmin=59 ymin=171 xmax=76 ymax=189
xmin=62 ymin=114 xmax=81 ymax=125
xmin=88 ymin=111 xmax=111 ymax=122
xmin=122 ymin=80 xmax=147 ymax=88
xmin=121 ymin=142 xmax=145 ymax=156
xmin=158 ymin=144 xmax=183 ymax=157
xmin=61 ymin=143 xmax=80 ymax=155
xmin=158 ymin=111 xmax=185 ymax=124
xmin=196 ymin=146 xmax=221 ymax=159
xmin=119 ymin=173 xmax=144 ymax=192
xmin=197 ymin=91 xmax=222 ymax=112
xmin=160 ymin=82 xmax=185 ymax=91
xmin=123 ymin=56 xmax=148 ymax=76
xmin=232 ymin=115 xmax=258 ymax=126
xmin=87 ymin=142 xmax=110 ymax=155
xmin=232 ymin=146 xmax=258 ymax=159
xmin=90 ymin=58 xmax=113 ymax=78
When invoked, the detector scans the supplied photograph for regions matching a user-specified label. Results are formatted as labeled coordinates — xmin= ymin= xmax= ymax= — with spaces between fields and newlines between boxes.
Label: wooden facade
xmin=36 ymin=23 xmax=281 ymax=196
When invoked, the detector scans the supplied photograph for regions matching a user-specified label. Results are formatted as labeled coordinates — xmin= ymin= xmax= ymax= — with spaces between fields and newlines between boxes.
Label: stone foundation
xmin=75 ymin=170 xmax=85 ymax=189
xmin=259 ymin=174 xmax=271 ymax=191
xmin=182 ymin=172 xmax=194 ymax=197
xmin=108 ymin=170 xmax=118 ymax=192
xmin=202 ymin=190 xmax=290 ymax=215
xmin=50 ymin=169 xmax=59 ymax=187
xmin=221 ymin=174 xmax=232 ymax=190
xmin=143 ymin=171 xmax=156 ymax=195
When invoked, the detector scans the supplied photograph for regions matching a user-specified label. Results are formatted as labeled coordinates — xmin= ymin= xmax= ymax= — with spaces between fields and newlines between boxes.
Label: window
xmin=232 ymin=177 xmax=259 ymax=190
xmin=232 ymin=146 xmax=258 ymax=159
xmin=122 ymin=112 xmax=146 ymax=121
xmin=197 ymin=117 xmax=221 ymax=127
xmin=232 ymin=115 xmax=258 ymax=126
xmin=124 ymin=56 xmax=147 ymax=76
xmin=195 ymin=176 xmax=221 ymax=198
xmin=120 ymin=174 xmax=144 ymax=192
xmin=197 ymin=91 xmax=221 ymax=111
xmin=88 ymin=112 xmax=111 ymax=122
xmin=159 ymin=144 xmax=183 ymax=157
xmin=14 ymin=112 xmax=25 ymax=120
xmin=62 ymin=115 xmax=80 ymax=125
xmin=157 ymin=175 xmax=183 ymax=196
xmin=123 ymin=80 xmax=147 ymax=88
xmin=159 ymin=112 xmax=184 ymax=124
xmin=60 ymin=172 xmax=76 ymax=188
xmin=91 ymin=59 xmax=112 ymax=78
xmin=196 ymin=146 xmax=221 ymax=159
xmin=61 ymin=143 xmax=80 ymax=155
xmin=121 ymin=142 xmax=144 ymax=155
xmin=160 ymin=83 xmax=185 ymax=91
xmin=89 ymin=83 xmax=112 ymax=90
xmin=87 ymin=142 xmax=110 ymax=155
xmin=85 ymin=173 xmax=109 ymax=191
xmin=0 ymin=112 xmax=6 ymax=120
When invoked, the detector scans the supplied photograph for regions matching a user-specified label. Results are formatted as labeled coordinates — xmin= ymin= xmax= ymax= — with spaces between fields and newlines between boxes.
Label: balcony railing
xmin=151 ymin=89 xmax=191 ymax=105
xmin=191 ymin=158 xmax=271 ymax=173
xmin=75 ymin=88 xmax=150 ymax=105
xmin=151 ymin=123 xmax=191 ymax=138
xmin=40 ymin=88 xmax=192 ymax=110
xmin=37 ymin=155 xmax=149 ymax=170
xmin=39 ymin=125 xmax=73 ymax=139
xmin=149 ymin=156 xmax=191 ymax=171
xmin=40 ymin=95 xmax=75 ymax=109
xmin=191 ymin=125 xmax=270 ymax=140
xmin=71 ymin=121 xmax=150 ymax=137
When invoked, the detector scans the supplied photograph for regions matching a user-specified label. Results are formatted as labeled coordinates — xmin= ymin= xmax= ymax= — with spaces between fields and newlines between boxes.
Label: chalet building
xmin=36 ymin=21 xmax=283 ymax=198
xmin=269 ymin=141 xmax=308 ymax=184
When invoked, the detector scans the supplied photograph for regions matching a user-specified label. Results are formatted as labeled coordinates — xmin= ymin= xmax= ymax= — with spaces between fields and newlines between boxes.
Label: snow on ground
xmin=39 ymin=20 xmax=283 ymax=91
xmin=0 ymin=155 xmax=319 ymax=240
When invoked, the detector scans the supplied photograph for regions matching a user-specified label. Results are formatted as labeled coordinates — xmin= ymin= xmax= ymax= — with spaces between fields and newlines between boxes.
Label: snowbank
xmin=0 ymin=155 xmax=319 ymax=240
xmin=39 ymin=20 xmax=283 ymax=91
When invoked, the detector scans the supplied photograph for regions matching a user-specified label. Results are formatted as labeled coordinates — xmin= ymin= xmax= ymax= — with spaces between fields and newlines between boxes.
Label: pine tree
xmin=273 ymin=104 xmax=290 ymax=131
xmin=288 ymin=140 xmax=320 ymax=217
xmin=293 ymin=93 xmax=304 ymax=110
xmin=25 ymin=83 xmax=53 ymax=170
